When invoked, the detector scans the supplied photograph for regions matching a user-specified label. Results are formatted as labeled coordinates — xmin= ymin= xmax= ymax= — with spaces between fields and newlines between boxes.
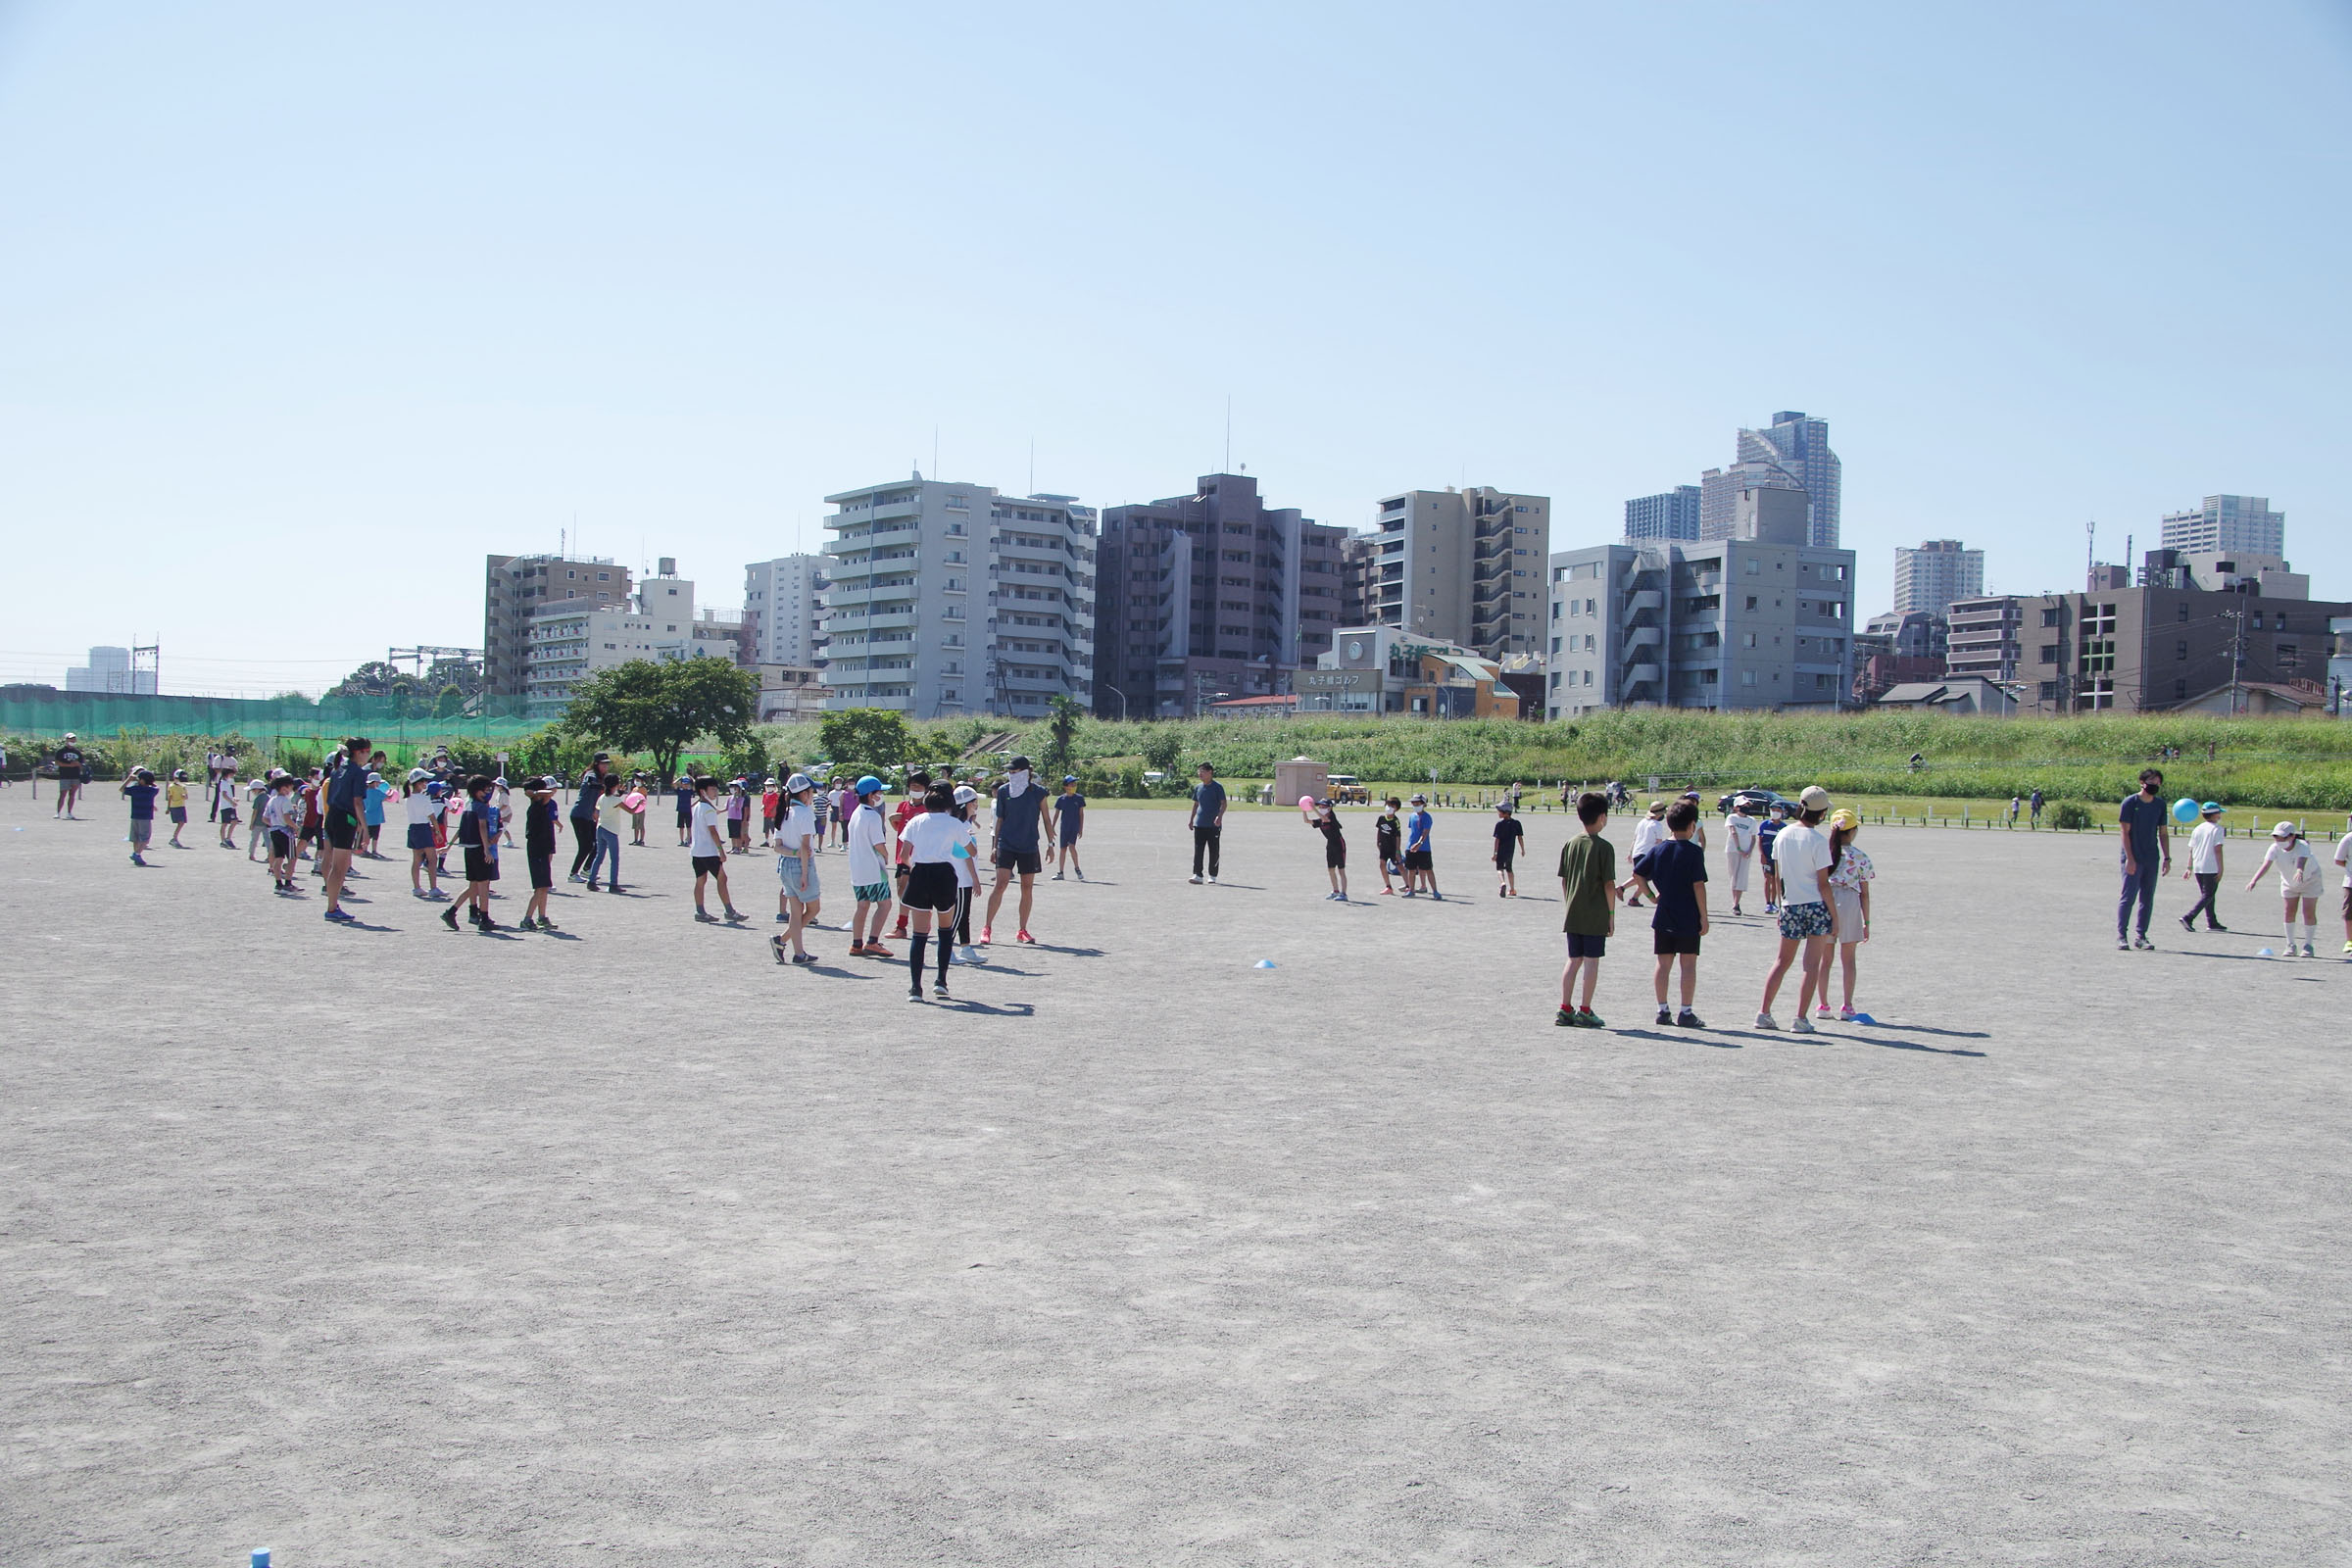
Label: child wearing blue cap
xmin=2180 ymin=802 xmax=2228 ymax=934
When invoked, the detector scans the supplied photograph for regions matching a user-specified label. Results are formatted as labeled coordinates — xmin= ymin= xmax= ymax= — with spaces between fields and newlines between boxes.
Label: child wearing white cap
xmin=2246 ymin=821 xmax=2323 ymax=958
xmin=2335 ymin=816 xmax=2352 ymax=959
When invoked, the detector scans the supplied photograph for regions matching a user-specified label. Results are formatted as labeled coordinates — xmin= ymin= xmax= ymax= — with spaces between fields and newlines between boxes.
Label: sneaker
xmin=476 ymin=918 xmax=500 ymax=934
xmin=1575 ymin=1006 xmax=1603 ymax=1029
xmin=1676 ymin=1008 xmax=1704 ymax=1028
xmin=2305 ymin=943 xmax=2320 ymax=958
xmin=981 ymin=926 xmax=994 ymax=945
xmin=934 ymin=979 xmax=951 ymax=999
xmin=695 ymin=910 xmax=717 ymax=923
xmin=441 ymin=905 xmax=461 ymax=931
xmin=723 ymin=907 xmax=747 ymax=922
xmin=1207 ymin=876 xmax=1218 ymax=885
xmin=537 ymin=916 xmax=559 ymax=931
xmin=1754 ymin=1011 xmax=1778 ymax=1030
xmin=1380 ymin=888 xmax=1395 ymax=897
xmin=1076 ymin=871 xmax=1086 ymax=882
xmin=1500 ymin=888 xmax=1508 ymax=899
xmin=129 ymin=853 xmax=145 ymax=865
xmin=568 ymin=872 xmax=586 ymax=884
xmin=1816 ymin=1004 xmax=1834 ymax=1017
xmin=608 ymin=885 xmax=624 ymax=895
xmin=776 ymin=912 xmax=789 ymax=923
xmin=907 ymin=988 xmax=926 ymax=1003
xmin=2180 ymin=914 xmax=2194 ymax=932
xmin=792 ymin=952 xmax=819 ymax=965
xmin=1555 ymin=1007 xmax=1576 ymax=1027
xmin=2133 ymin=936 xmax=2156 ymax=951
xmin=770 ymin=935 xmax=789 ymax=964
xmin=1430 ymin=892 xmax=1443 ymax=902
xmin=1052 ymin=872 xmax=1065 ymax=881
xmin=1655 ymin=1005 xmax=1673 ymax=1025
xmin=1838 ymin=1004 xmax=1857 ymax=1020
xmin=2118 ymin=937 xmax=2131 ymax=951
xmin=587 ymin=881 xmax=601 ymax=892
xmin=1016 ymin=930 xmax=1035 ymax=944
xmin=2207 ymin=923 xmax=2228 ymax=933
xmin=1791 ymin=1016 xmax=1816 ymax=1034
xmin=1188 ymin=875 xmax=1202 ymax=885
xmin=1764 ymin=903 xmax=1776 ymax=914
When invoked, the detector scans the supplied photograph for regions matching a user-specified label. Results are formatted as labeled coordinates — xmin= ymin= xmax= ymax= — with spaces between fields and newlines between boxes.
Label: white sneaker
xmin=2304 ymin=943 xmax=2319 ymax=958
xmin=1208 ymin=875 xmax=1218 ymax=885
xmin=1188 ymin=874 xmax=1202 ymax=884
xmin=1753 ymin=1011 xmax=1778 ymax=1030
xmin=1791 ymin=1016 xmax=1816 ymax=1034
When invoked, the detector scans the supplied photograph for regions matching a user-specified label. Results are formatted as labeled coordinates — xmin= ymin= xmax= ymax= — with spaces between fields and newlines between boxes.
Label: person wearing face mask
xmin=982 ymin=755 xmax=1054 ymax=945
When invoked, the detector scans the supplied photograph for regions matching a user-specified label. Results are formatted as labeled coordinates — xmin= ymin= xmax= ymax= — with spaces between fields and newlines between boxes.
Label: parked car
xmin=1716 ymin=787 xmax=1794 ymax=815
xmin=1327 ymin=774 xmax=1372 ymax=805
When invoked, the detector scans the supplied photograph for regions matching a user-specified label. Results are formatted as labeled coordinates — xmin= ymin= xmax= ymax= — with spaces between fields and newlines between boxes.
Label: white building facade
xmin=820 ymin=474 xmax=1096 ymax=716
xmin=522 ymin=571 xmax=700 ymax=718
xmin=743 ymin=554 xmax=827 ymax=667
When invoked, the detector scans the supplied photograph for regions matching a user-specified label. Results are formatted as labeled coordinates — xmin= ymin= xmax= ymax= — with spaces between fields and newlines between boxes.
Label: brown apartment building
xmin=1948 ymin=584 xmax=2349 ymax=713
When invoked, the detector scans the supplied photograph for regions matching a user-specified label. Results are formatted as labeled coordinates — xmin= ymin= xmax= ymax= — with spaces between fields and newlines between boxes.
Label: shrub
xmin=2051 ymin=803 xmax=2093 ymax=830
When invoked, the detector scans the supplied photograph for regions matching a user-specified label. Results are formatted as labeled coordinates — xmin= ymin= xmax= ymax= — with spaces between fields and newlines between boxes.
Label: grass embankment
xmin=751 ymin=710 xmax=2352 ymax=814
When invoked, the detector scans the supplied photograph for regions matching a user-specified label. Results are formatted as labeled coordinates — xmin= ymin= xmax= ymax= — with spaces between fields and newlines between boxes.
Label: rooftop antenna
xmin=2085 ymin=518 xmax=2095 ymax=586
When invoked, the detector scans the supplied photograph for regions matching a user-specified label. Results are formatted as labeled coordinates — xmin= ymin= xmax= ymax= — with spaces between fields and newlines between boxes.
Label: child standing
xmin=1375 ymin=798 xmax=1403 ymax=896
xmin=846 ymin=776 xmax=896 ymax=955
xmin=402 ymin=771 xmax=443 ymax=899
xmin=1492 ymin=803 xmax=1524 ymax=897
xmin=1618 ymin=799 xmax=1666 ymax=908
xmin=439 ymin=775 xmax=501 ymax=933
xmin=948 ymin=784 xmax=986 ymax=966
xmin=264 ymin=774 xmax=303 ymax=891
xmin=2246 ymin=820 xmax=2323 ymax=957
xmin=1053 ymin=776 xmax=1087 ymax=881
xmin=690 ymin=776 xmax=745 ymax=923
xmin=1824 ymin=809 xmax=1874 ymax=1019
xmin=768 ymin=773 xmax=823 ymax=965
xmin=2335 ymin=815 xmax=2352 ymax=959
xmin=1631 ymin=798 xmax=1709 ymax=1027
xmin=2179 ymin=802 xmax=2228 ymax=932
xmin=1759 ymin=802 xmax=1788 ymax=912
xmin=1403 ymin=794 xmax=1440 ymax=899
xmin=1311 ymin=799 xmax=1348 ymax=902
xmin=246 ymin=775 xmax=271 ymax=861
xmin=122 ymin=768 xmax=160 ymax=864
xmin=518 ymin=776 xmax=560 ymax=931
xmin=1723 ymin=804 xmax=1758 ymax=915
xmin=215 ymin=773 xmax=241 ymax=849
xmin=1557 ymin=792 xmax=1617 ymax=1027
xmin=164 ymin=769 xmax=190 ymax=848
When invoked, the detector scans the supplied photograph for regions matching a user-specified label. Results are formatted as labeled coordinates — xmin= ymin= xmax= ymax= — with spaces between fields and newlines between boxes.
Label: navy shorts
xmin=994 ymin=848 xmax=1042 ymax=875
xmin=1565 ymin=932 xmax=1606 ymax=958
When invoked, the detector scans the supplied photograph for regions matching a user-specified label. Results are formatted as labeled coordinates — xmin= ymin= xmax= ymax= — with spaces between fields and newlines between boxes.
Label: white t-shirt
xmin=2259 ymin=839 xmax=2325 ymax=897
xmin=951 ymin=814 xmax=981 ymax=888
xmin=899 ymin=808 xmax=967 ymax=865
xmin=1726 ymin=814 xmax=1757 ymax=855
xmin=1630 ymin=816 xmax=1665 ymax=859
xmin=2187 ymin=819 xmax=2226 ymax=875
xmin=1772 ymin=821 xmax=1831 ymax=905
xmin=774 ymin=802 xmax=816 ymax=856
xmin=264 ymin=792 xmax=302 ymax=833
xmin=2335 ymin=831 xmax=2352 ymax=889
xmin=690 ymin=799 xmax=726 ymax=858
xmin=404 ymin=792 xmax=436 ymax=826
xmin=847 ymin=802 xmax=891 ymax=886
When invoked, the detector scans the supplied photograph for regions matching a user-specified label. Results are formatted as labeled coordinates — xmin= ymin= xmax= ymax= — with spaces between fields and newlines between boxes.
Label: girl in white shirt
xmin=402 ymin=774 xmax=443 ymax=899
xmin=897 ymin=784 xmax=967 ymax=1002
xmin=1723 ymin=808 xmax=1759 ymax=915
xmin=2246 ymin=821 xmax=2324 ymax=957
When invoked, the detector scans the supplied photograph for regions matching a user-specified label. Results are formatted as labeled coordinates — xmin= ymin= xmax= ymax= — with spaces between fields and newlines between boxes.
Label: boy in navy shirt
xmin=121 ymin=767 xmax=159 ymax=865
xmin=1632 ymin=799 xmax=1711 ymax=1027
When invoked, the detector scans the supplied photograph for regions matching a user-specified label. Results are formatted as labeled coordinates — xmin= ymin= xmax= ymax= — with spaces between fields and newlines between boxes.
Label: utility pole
xmin=2229 ymin=604 xmax=2246 ymax=715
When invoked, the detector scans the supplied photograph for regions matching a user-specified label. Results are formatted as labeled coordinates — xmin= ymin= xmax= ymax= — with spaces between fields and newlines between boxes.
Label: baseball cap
xmin=1009 ymin=755 xmax=1033 ymax=770
xmin=2201 ymin=801 xmax=2224 ymax=815
xmin=1063 ymin=774 xmax=1079 ymax=785
xmin=1798 ymin=785 xmax=1833 ymax=812
xmin=953 ymin=784 xmax=978 ymax=806
xmin=1315 ymin=797 xmax=1333 ymax=808
xmin=408 ymin=767 xmax=430 ymax=783
xmin=1828 ymin=808 xmax=1858 ymax=832
xmin=855 ymin=775 xmax=884 ymax=796
xmin=785 ymin=772 xmax=811 ymax=793
xmin=2271 ymin=820 xmax=2297 ymax=839
xmin=1409 ymin=792 xmax=1427 ymax=803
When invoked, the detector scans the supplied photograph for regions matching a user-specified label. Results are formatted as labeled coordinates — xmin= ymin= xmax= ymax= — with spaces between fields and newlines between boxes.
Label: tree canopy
xmin=563 ymin=657 xmax=758 ymax=782
xmin=818 ymin=708 xmax=916 ymax=783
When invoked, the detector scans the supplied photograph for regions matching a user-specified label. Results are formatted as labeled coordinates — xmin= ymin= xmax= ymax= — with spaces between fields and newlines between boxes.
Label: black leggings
xmin=2182 ymin=871 xmax=2223 ymax=929
xmin=568 ymin=816 xmax=596 ymax=876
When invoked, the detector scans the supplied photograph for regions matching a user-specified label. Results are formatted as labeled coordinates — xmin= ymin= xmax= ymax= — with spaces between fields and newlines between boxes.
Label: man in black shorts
xmin=983 ymin=755 xmax=1053 ymax=945
xmin=52 ymin=732 xmax=84 ymax=817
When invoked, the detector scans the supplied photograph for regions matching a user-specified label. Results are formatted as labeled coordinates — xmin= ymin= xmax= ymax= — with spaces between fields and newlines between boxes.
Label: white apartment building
xmin=65 ymin=646 xmax=157 ymax=694
xmin=522 ymin=571 xmax=700 ymax=718
xmin=820 ymin=473 xmax=1096 ymax=716
xmin=2160 ymin=495 xmax=2285 ymax=558
xmin=1891 ymin=539 xmax=1984 ymax=617
xmin=744 ymin=555 xmax=827 ymax=666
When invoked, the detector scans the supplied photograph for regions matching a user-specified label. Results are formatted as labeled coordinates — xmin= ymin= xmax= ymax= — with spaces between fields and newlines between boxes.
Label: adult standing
xmin=2117 ymin=767 xmax=2171 ymax=951
xmin=1723 ymin=803 xmax=1759 ymax=916
xmin=567 ymin=752 xmax=610 ymax=882
xmin=52 ymin=732 xmax=85 ymax=817
xmin=319 ymin=735 xmax=371 ymax=922
xmin=984 ymin=755 xmax=1052 ymax=944
xmin=2030 ymin=787 xmax=2045 ymax=827
xmin=1187 ymin=763 xmax=1227 ymax=885
xmin=1757 ymin=785 xmax=1838 ymax=1032
xmin=0 ymin=739 xmax=10 ymax=789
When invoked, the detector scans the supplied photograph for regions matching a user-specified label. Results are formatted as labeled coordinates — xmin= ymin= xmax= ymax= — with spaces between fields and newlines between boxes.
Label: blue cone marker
xmin=1253 ymin=958 xmax=1277 ymax=969
xmin=1850 ymin=1012 xmax=1878 ymax=1025
xmin=253 ymin=1551 xmax=270 ymax=1568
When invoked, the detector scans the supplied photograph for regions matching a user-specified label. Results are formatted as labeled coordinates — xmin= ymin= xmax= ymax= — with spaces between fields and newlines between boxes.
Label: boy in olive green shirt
xmin=1557 ymin=791 xmax=1619 ymax=1027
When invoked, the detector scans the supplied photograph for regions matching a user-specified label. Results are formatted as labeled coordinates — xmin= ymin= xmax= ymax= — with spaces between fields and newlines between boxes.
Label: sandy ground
xmin=3 ymin=784 xmax=2347 ymax=1565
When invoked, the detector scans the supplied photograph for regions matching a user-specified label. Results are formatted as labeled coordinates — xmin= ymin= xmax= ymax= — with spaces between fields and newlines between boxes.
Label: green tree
xmin=1140 ymin=725 xmax=1184 ymax=774
xmin=331 ymin=660 xmax=405 ymax=698
xmin=421 ymin=656 xmax=486 ymax=698
xmin=564 ymin=658 xmax=759 ymax=783
xmin=1042 ymin=693 xmax=1082 ymax=777
xmin=819 ymin=708 xmax=916 ymax=783
xmin=433 ymin=685 xmax=465 ymax=719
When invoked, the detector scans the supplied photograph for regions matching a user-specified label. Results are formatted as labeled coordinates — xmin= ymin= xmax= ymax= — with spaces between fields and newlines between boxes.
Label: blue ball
xmin=2171 ymin=797 xmax=2201 ymax=825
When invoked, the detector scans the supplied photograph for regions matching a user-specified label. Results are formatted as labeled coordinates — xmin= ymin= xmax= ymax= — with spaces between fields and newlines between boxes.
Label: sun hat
xmin=2271 ymin=820 xmax=2297 ymax=839
xmin=1645 ymin=800 xmax=1667 ymax=815
xmin=1798 ymin=785 xmax=1834 ymax=812
xmin=2200 ymin=801 xmax=2225 ymax=815
xmin=1828 ymin=808 xmax=1858 ymax=832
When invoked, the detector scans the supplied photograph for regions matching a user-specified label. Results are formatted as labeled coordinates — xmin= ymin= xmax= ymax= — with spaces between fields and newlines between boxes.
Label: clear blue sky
xmin=4 ymin=1 xmax=2347 ymax=694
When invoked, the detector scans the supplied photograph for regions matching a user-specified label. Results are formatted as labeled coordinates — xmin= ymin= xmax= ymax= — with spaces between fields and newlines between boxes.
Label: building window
xmin=2039 ymin=680 xmax=2059 ymax=702
xmin=2041 ymin=608 xmax=2061 ymax=627
xmin=2177 ymin=641 xmax=2188 ymax=661
xmin=2039 ymin=645 xmax=2058 ymax=664
xmin=1740 ymin=669 xmax=1757 ymax=686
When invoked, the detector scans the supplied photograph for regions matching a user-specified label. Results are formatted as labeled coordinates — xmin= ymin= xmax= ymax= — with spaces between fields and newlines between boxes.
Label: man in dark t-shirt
xmin=984 ymin=755 xmax=1053 ymax=944
xmin=2117 ymin=767 xmax=2172 ymax=950
xmin=1188 ymin=764 xmax=1227 ymax=883
xmin=1492 ymin=804 xmax=1525 ymax=898
xmin=53 ymin=733 xmax=85 ymax=817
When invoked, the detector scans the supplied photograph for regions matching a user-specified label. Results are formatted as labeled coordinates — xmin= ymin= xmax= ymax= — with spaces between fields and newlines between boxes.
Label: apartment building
xmin=743 ymin=554 xmax=827 ymax=667
xmin=522 ymin=569 xmax=699 ymax=718
xmin=483 ymin=554 xmax=634 ymax=697
xmin=2009 ymin=582 xmax=2351 ymax=713
xmin=1361 ymin=485 xmax=1549 ymax=662
xmin=1943 ymin=595 xmax=2026 ymax=683
xmin=819 ymin=474 xmax=1096 ymax=716
xmin=1624 ymin=485 xmax=1700 ymax=542
xmin=2160 ymin=495 xmax=2284 ymax=558
xmin=1094 ymin=472 xmax=1347 ymax=717
xmin=1700 ymin=411 xmax=1841 ymax=548
xmin=1892 ymin=539 xmax=1984 ymax=616
xmin=1544 ymin=487 xmax=1855 ymax=718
